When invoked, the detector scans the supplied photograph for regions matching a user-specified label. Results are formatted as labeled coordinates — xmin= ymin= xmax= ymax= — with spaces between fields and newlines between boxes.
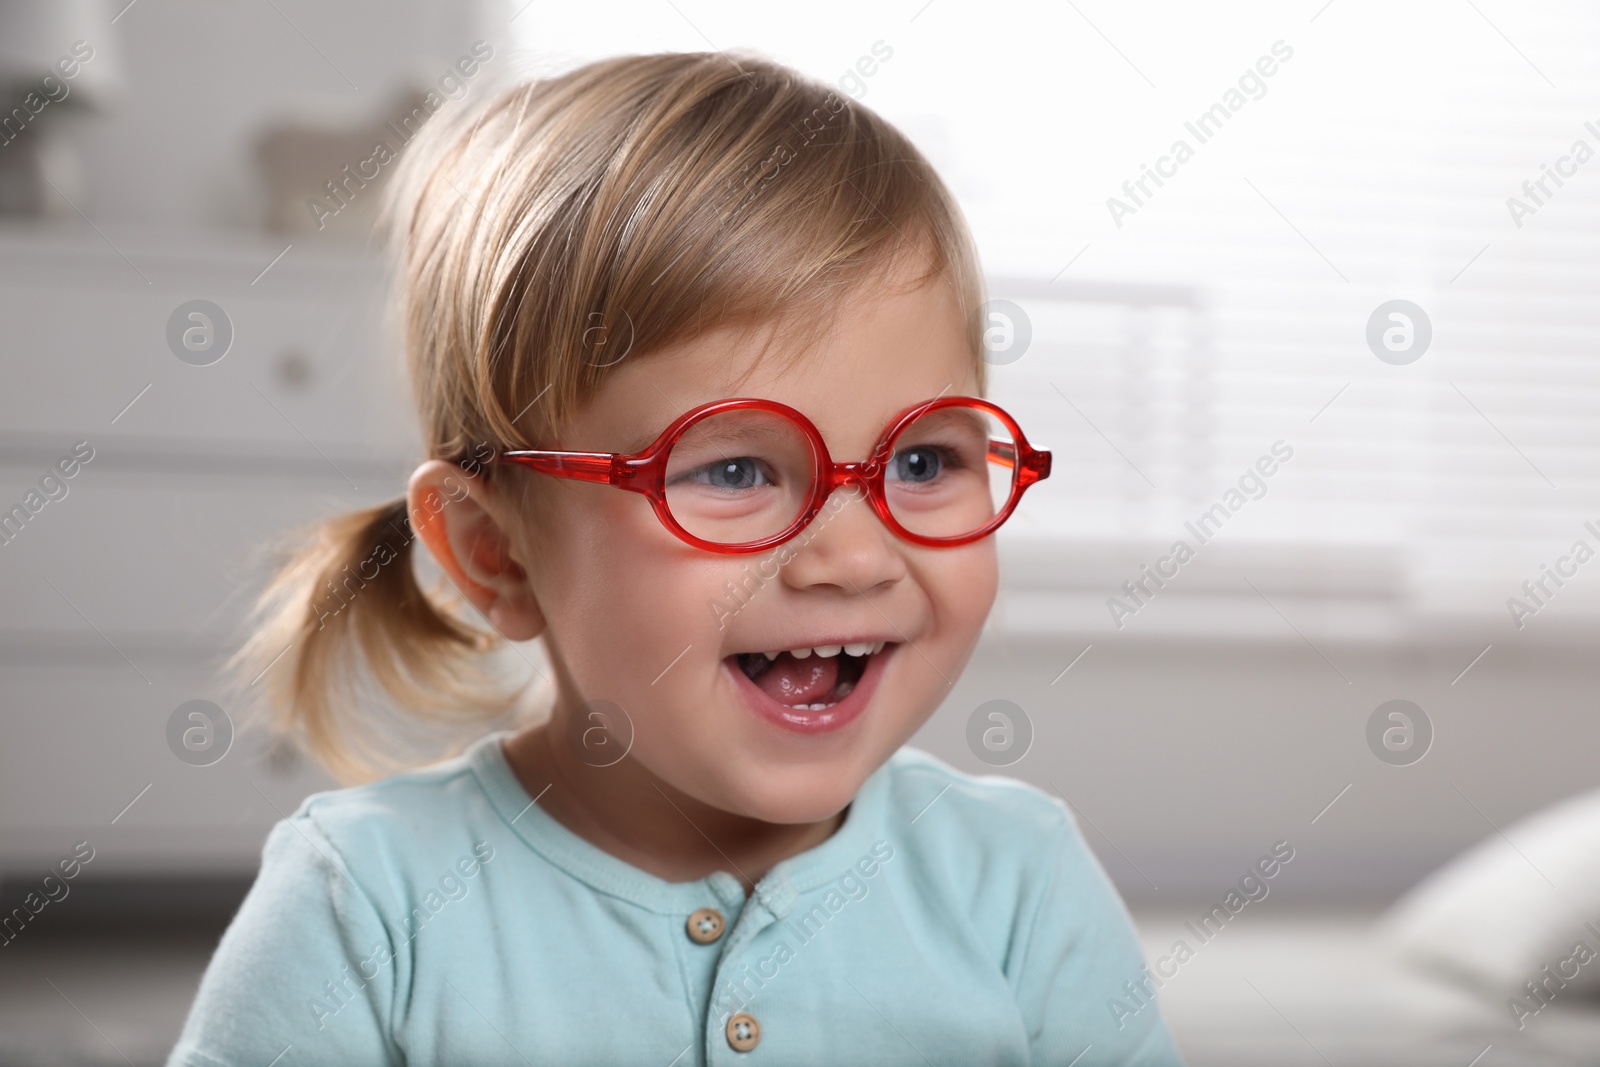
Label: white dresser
xmin=0 ymin=225 xmax=417 ymax=878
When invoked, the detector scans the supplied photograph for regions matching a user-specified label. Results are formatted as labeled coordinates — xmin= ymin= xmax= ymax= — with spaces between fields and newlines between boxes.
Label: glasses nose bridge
xmin=826 ymin=459 xmax=873 ymax=490
xmin=814 ymin=458 xmax=897 ymax=533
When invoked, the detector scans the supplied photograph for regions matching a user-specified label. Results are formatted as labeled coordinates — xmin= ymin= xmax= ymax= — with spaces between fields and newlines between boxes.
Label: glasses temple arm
xmin=988 ymin=439 xmax=1052 ymax=486
xmin=496 ymin=450 xmax=622 ymax=485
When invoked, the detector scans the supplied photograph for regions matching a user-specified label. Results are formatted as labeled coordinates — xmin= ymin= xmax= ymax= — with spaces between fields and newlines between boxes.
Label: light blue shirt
xmin=168 ymin=732 xmax=1183 ymax=1065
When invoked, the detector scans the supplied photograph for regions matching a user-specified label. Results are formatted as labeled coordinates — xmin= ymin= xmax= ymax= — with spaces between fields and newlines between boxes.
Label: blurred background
xmin=3 ymin=0 xmax=1599 ymax=1063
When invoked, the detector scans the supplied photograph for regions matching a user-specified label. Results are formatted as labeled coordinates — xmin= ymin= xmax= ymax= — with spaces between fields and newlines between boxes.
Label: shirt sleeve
xmin=165 ymin=813 xmax=403 ymax=1067
xmin=1010 ymin=812 xmax=1187 ymax=1067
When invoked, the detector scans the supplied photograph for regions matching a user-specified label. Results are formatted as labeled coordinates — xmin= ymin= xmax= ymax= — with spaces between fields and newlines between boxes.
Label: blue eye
xmin=690 ymin=457 xmax=770 ymax=491
xmin=888 ymin=447 xmax=944 ymax=483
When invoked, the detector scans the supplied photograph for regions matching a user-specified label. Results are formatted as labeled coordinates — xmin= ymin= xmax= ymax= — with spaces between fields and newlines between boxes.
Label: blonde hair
xmin=233 ymin=52 xmax=987 ymax=783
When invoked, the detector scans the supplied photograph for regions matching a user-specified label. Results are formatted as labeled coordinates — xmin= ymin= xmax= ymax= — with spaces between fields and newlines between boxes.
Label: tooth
xmin=789 ymin=647 xmax=812 ymax=659
xmin=843 ymin=642 xmax=872 ymax=657
xmin=871 ymin=641 xmax=885 ymax=654
xmin=836 ymin=681 xmax=855 ymax=697
xmin=814 ymin=645 xmax=842 ymax=658
xmin=763 ymin=650 xmax=779 ymax=661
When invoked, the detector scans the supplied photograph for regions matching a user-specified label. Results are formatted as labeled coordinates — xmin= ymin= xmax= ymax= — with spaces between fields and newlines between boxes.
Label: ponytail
xmin=229 ymin=496 xmax=537 ymax=784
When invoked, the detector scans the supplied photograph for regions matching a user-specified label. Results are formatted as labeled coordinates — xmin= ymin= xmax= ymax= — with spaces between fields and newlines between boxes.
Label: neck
xmin=500 ymin=714 xmax=844 ymax=892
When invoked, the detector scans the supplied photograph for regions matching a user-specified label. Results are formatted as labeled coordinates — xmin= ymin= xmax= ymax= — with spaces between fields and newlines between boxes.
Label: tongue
xmin=754 ymin=654 xmax=840 ymax=705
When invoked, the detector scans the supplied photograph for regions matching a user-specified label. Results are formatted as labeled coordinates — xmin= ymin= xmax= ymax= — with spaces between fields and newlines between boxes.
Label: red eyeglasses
xmin=492 ymin=396 xmax=1051 ymax=554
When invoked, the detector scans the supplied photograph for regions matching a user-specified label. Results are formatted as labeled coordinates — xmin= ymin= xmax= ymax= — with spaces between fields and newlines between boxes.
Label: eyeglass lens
xmin=660 ymin=403 xmax=1018 ymax=546
xmin=884 ymin=403 xmax=1015 ymax=539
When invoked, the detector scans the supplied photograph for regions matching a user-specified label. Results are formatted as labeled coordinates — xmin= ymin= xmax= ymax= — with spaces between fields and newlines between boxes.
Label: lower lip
xmin=725 ymin=646 xmax=896 ymax=735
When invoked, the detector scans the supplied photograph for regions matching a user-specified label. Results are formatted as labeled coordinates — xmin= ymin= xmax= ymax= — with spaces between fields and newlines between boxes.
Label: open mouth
xmin=725 ymin=640 xmax=896 ymax=735
xmin=729 ymin=641 xmax=888 ymax=711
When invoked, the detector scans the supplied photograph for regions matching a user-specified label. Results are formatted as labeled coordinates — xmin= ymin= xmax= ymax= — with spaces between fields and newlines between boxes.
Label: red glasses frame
xmin=491 ymin=396 xmax=1052 ymax=554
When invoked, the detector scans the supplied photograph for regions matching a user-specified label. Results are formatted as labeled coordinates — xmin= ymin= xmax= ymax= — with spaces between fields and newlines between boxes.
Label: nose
xmin=778 ymin=483 xmax=908 ymax=595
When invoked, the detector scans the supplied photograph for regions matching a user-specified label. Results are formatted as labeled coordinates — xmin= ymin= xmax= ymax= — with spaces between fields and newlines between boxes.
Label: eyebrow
xmin=896 ymin=406 xmax=987 ymax=437
xmin=672 ymin=420 xmax=803 ymax=453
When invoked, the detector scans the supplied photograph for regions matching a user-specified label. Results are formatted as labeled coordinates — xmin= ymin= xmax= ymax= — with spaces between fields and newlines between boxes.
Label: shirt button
xmin=686 ymin=907 xmax=725 ymax=944
xmin=725 ymin=1011 xmax=761 ymax=1052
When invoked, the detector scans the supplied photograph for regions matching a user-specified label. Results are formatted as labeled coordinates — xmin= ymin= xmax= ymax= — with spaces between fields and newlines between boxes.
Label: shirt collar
xmin=467 ymin=730 xmax=889 ymax=916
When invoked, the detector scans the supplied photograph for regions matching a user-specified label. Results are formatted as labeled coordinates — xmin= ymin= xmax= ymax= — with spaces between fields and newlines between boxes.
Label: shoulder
xmin=288 ymin=743 xmax=488 ymax=845
xmin=260 ymin=741 xmax=502 ymax=905
xmin=870 ymin=746 xmax=1097 ymax=908
xmin=877 ymin=744 xmax=1078 ymax=845
xmin=868 ymin=747 xmax=1132 ymax=976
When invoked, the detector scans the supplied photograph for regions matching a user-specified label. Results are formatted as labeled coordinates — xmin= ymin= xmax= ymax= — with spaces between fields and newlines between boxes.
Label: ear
xmin=406 ymin=459 xmax=545 ymax=642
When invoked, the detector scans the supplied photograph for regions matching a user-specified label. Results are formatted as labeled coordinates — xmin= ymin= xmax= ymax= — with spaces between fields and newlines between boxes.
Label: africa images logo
xmin=306 ymin=42 xmax=494 ymax=231
xmin=1106 ymin=40 xmax=1294 ymax=228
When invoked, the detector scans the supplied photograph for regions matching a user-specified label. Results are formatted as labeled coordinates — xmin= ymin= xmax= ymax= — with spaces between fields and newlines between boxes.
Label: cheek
xmin=523 ymin=485 xmax=627 ymax=645
xmin=928 ymin=541 xmax=999 ymax=639
xmin=886 ymin=542 xmax=996 ymax=723
xmin=530 ymin=484 xmax=732 ymax=691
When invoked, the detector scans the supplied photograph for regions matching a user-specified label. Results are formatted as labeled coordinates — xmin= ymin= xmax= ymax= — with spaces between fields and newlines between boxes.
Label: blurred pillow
xmin=1381 ymin=787 xmax=1600 ymax=1000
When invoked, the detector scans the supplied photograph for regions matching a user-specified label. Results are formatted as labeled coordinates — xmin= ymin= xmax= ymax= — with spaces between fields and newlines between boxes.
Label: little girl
xmin=169 ymin=52 xmax=1183 ymax=1066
